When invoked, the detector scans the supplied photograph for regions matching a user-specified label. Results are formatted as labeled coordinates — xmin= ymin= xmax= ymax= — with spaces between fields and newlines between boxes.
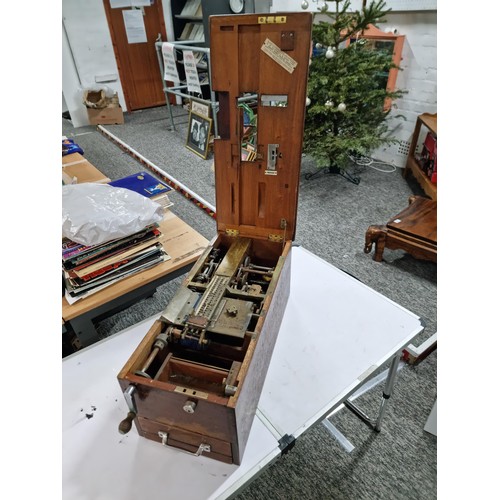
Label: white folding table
xmin=62 ymin=246 xmax=423 ymax=500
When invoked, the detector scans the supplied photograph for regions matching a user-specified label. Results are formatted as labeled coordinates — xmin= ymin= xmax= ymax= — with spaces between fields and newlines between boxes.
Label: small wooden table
xmin=62 ymin=152 xmax=111 ymax=184
xmin=364 ymin=195 xmax=437 ymax=263
xmin=62 ymin=246 xmax=423 ymax=500
xmin=62 ymin=210 xmax=209 ymax=348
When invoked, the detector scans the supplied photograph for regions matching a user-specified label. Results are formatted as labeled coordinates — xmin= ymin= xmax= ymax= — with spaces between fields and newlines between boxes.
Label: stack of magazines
xmin=62 ymin=223 xmax=170 ymax=301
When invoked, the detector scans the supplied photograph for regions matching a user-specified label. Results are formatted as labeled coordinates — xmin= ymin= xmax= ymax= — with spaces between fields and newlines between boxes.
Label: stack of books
xmin=62 ymin=224 xmax=169 ymax=301
xmin=179 ymin=0 xmax=202 ymax=18
xmin=179 ymin=22 xmax=204 ymax=42
xmin=62 ymin=171 xmax=173 ymax=301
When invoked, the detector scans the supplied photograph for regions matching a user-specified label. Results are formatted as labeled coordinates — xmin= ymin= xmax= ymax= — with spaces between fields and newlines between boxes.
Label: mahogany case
xmin=117 ymin=12 xmax=312 ymax=465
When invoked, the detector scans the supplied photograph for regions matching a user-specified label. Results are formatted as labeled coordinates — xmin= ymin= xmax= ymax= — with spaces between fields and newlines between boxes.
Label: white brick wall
xmin=373 ymin=11 xmax=437 ymax=167
xmin=272 ymin=3 xmax=437 ymax=168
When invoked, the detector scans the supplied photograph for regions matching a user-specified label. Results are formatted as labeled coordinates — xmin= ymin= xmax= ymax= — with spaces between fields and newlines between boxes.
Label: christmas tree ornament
xmin=306 ymin=97 xmax=311 ymax=106
xmin=301 ymin=0 xmax=309 ymax=9
xmin=325 ymin=46 xmax=335 ymax=59
xmin=315 ymin=42 xmax=323 ymax=49
xmin=325 ymin=100 xmax=333 ymax=107
xmin=337 ymin=102 xmax=346 ymax=112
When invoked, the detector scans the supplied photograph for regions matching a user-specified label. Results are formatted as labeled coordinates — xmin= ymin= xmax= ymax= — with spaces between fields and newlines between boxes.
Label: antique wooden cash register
xmin=117 ymin=12 xmax=312 ymax=465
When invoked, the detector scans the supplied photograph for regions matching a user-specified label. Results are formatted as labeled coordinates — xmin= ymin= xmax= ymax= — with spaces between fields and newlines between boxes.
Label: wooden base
xmin=364 ymin=196 xmax=437 ymax=263
xmin=117 ymin=235 xmax=291 ymax=464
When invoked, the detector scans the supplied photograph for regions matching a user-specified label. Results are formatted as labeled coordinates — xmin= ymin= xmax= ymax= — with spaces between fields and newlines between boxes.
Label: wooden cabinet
xmin=403 ymin=113 xmax=437 ymax=201
xmin=119 ymin=12 xmax=313 ymax=465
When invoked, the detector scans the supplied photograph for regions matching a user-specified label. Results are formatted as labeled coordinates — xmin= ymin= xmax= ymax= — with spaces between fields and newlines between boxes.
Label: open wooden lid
xmin=210 ymin=12 xmax=312 ymax=242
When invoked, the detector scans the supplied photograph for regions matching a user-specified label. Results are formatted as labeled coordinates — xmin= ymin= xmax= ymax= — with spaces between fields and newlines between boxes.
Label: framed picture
xmin=191 ymin=100 xmax=210 ymax=118
xmin=186 ymin=111 xmax=212 ymax=159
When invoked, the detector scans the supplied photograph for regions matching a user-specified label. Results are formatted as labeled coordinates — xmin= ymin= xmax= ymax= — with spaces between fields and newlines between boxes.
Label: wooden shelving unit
xmin=403 ymin=113 xmax=437 ymax=201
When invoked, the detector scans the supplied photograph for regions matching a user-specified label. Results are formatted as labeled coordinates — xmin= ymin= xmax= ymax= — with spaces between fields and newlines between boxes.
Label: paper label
xmin=183 ymin=50 xmax=203 ymax=95
xmin=261 ymin=38 xmax=297 ymax=74
xmin=123 ymin=9 xmax=147 ymax=44
xmin=162 ymin=42 xmax=180 ymax=84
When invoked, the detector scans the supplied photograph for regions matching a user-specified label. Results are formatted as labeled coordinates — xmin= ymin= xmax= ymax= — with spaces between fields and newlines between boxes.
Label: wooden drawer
xmin=137 ymin=416 xmax=233 ymax=464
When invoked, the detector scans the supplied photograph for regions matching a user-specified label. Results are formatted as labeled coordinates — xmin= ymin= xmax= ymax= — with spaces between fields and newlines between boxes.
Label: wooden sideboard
xmin=403 ymin=113 xmax=437 ymax=201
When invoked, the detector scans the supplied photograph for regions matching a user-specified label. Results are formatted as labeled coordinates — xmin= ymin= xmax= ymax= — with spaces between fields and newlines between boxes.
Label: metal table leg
xmin=344 ymin=351 xmax=402 ymax=432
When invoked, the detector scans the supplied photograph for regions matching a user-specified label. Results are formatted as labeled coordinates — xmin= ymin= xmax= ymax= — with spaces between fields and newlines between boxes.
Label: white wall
xmin=271 ymin=1 xmax=438 ymax=168
xmin=62 ymin=0 xmax=174 ymax=128
xmin=376 ymin=11 xmax=437 ymax=167
xmin=62 ymin=0 xmax=437 ymax=162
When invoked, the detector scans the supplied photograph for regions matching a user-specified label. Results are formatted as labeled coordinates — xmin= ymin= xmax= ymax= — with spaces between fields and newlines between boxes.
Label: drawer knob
xmin=183 ymin=400 xmax=197 ymax=413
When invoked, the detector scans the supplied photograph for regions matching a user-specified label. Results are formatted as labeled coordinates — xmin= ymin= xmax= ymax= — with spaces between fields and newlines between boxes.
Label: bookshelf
xmin=171 ymin=0 xmax=205 ymax=44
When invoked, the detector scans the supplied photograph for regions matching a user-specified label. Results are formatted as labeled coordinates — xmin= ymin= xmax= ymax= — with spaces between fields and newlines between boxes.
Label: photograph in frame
xmin=186 ymin=111 xmax=212 ymax=159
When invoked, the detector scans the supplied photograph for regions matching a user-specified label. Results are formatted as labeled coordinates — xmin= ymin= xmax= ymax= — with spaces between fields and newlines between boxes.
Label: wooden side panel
xmin=210 ymin=13 xmax=312 ymax=240
xmin=231 ymin=242 xmax=292 ymax=463
xmin=238 ymin=25 xmax=261 ymax=93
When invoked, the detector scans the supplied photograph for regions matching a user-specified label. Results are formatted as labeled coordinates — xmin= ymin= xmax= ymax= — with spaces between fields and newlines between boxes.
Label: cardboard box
xmin=83 ymin=90 xmax=107 ymax=109
xmin=87 ymin=105 xmax=124 ymax=125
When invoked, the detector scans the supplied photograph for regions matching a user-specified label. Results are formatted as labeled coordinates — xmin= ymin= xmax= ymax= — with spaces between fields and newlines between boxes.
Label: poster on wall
xmin=162 ymin=43 xmax=180 ymax=84
xmin=123 ymin=9 xmax=147 ymax=44
xmin=183 ymin=50 xmax=203 ymax=95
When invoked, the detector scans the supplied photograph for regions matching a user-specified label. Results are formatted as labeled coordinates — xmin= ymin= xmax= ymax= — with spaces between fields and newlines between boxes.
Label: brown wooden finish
xmin=387 ymin=196 xmax=437 ymax=243
xmin=117 ymin=13 xmax=312 ymax=465
xmin=62 ymin=211 xmax=208 ymax=321
xmin=103 ymin=0 xmax=168 ymax=111
xmin=62 ymin=153 xmax=111 ymax=184
xmin=210 ymin=13 xmax=312 ymax=241
xmin=138 ymin=418 xmax=233 ymax=463
xmin=231 ymin=243 xmax=291 ymax=458
xmin=403 ymin=113 xmax=437 ymax=201
xmin=364 ymin=196 xmax=437 ymax=263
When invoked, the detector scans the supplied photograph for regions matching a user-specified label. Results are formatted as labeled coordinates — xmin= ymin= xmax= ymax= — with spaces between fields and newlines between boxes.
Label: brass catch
xmin=226 ymin=228 xmax=240 ymax=237
xmin=268 ymin=233 xmax=284 ymax=242
xmin=258 ymin=15 xmax=287 ymax=24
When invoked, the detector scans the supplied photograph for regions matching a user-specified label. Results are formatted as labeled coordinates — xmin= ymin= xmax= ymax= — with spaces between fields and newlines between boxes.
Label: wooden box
xmin=117 ymin=12 xmax=312 ymax=465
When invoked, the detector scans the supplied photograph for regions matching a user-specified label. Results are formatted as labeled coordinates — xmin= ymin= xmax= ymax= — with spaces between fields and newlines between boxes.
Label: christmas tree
xmin=303 ymin=0 xmax=405 ymax=181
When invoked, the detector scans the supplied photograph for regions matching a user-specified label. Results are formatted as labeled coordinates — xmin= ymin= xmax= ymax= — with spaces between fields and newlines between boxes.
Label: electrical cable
xmin=348 ymin=154 xmax=397 ymax=173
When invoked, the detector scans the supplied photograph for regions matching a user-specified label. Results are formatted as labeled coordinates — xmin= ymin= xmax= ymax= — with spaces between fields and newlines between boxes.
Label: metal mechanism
xmin=266 ymin=144 xmax=280 ymax=175
xmin=129 ymin=238 xmax=277 ymax=398
xmin=183 ymin=401 xmax=197 ymax=414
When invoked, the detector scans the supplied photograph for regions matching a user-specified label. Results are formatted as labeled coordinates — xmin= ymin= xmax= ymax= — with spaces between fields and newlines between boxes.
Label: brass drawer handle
xmin=157 ymin=431 xmax=211 ymax=457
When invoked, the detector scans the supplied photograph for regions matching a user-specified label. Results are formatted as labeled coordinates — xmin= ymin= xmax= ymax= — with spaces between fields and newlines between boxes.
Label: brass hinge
xmin=226 ymin=228 xmax=239 ymax=237
xmin=268 ymin=233 xmax=284 ymax=242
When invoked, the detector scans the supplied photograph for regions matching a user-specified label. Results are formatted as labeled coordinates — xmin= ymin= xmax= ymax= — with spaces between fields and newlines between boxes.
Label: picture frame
xmin=186 ymin=111 xmax=212 ymax=159
xmin=191 ymin=100 xmax=210 ymax=118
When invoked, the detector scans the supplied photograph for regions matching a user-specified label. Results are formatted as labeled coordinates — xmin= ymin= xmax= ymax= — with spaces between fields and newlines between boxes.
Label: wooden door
xmin=103 ymin=0 xmax=167 ymax=111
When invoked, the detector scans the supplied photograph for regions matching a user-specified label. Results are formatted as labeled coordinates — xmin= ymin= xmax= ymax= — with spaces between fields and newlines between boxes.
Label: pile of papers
xmin=62 ymin=224 xmax=170 ymax=301
xmin=62 ymin=171 xmax=174 ymax=302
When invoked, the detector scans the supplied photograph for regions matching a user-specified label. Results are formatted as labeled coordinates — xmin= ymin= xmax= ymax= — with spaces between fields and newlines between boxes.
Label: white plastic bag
xmin=62 ymin=183 xmax=164 ymax=246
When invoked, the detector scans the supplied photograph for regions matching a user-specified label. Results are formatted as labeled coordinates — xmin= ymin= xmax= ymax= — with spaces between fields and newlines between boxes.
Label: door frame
xmin=103 ymin=0 xmax=168 ymax=111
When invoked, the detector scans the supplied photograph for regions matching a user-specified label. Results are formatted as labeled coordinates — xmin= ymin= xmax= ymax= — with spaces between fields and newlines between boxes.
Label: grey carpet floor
xmin=63 ymin=105 xmax=437 ymax=499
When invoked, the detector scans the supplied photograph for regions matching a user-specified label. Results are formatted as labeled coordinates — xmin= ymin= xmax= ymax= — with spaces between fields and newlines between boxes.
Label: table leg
xmin=67 ymin=314 xmax=100 ymax=348
xmin=374 ymin=352 xmax=401 ymax=431
xmin=364 ymin=225 xmax=387 ymax=262
xmin=344 ymin=351 xmax=402 ymax=432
